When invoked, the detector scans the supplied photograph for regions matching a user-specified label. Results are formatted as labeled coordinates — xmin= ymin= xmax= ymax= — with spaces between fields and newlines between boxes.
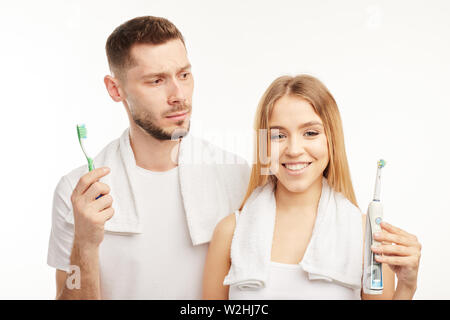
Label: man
xmin=47 ymin=16 xmax=249 ymax=299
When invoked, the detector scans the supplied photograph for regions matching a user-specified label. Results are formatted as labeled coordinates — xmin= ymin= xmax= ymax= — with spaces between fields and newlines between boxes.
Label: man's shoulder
xmin=184 ymin=134 xmax=249 ymax=167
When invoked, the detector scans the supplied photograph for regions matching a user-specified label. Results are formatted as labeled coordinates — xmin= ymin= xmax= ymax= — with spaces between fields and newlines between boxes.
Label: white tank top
xmin=228 ymin=212 xmax=361 ymax=300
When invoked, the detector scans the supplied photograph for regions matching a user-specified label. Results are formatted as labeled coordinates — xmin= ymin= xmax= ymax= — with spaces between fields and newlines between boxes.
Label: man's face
xmin=121 ymin=39 xmax=193 ymax=140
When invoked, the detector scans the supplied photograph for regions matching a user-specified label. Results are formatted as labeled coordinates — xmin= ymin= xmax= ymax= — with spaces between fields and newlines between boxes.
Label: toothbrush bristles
xmin=377 ymin=159 xmax=386 ymax=168
xmin=77 ymin=124 xmax=87 ymax=139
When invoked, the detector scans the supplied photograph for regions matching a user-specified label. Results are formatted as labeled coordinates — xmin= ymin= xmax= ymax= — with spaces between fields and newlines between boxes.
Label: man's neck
xmin=128 ymin=124 xmax=180 ymax=172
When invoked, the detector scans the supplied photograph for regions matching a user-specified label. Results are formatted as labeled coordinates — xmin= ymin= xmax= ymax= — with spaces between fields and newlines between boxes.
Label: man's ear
xmin=104 ymin=75 xmax=125 ymax=102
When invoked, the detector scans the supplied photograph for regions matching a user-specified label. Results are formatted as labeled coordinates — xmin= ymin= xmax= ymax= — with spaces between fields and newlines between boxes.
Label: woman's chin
xmin=277 ymin=178 xmax=310 ymax=194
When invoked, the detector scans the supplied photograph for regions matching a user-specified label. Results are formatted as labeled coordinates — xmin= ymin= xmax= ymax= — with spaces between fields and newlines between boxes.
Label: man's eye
xmin=147 ymin=79 xmax=162 ymax=85
xmin=181 ymin=72 xmax=190 ymax=79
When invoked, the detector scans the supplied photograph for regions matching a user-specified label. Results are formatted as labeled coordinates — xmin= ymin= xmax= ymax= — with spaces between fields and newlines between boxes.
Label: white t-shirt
xmin=228 ymin=261 xmax=361 ymax=300
xmin=47 ymin=165 xmax=208 ymax=299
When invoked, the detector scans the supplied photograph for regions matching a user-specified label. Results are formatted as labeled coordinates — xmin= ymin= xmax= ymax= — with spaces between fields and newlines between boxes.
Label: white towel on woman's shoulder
xmin=224 ymin=177 xmax=363 ymax=290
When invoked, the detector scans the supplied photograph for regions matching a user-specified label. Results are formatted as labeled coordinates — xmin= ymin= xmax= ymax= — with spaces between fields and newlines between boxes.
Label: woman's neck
xmin=275 ymin=177 xmax=323 ymax=217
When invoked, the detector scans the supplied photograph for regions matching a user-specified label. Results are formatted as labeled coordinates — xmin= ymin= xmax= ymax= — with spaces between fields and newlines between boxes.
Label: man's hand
xmin=57 ymin=167 xmax=113 ymax=300
xmin=70 ymin=167 xmax=114 ymax=249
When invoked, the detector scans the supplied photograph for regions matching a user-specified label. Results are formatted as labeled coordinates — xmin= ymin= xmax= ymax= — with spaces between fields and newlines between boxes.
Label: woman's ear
xmin=104 ymin=75 xmax=125 ymax=102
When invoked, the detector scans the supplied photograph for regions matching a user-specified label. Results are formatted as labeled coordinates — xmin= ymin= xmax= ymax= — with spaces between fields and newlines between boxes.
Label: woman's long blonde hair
xmin=240 ymin=74 xmax=358 ymax=210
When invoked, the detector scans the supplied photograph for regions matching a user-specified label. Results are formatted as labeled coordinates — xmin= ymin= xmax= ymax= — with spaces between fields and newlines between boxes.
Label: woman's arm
xmin=372 ymin=221 xmax=421 ymax=299
xmin=202 ymin=213 xmax=237 ymax=300
xmin=361 ymin=214 xmax=396 ymax=300
xmin=361 ymin=214 xmax=421 ymax=300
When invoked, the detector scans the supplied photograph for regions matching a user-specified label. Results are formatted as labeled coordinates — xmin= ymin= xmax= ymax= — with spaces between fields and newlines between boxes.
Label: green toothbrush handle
xmin=87 ymin=157 xmax=94 ymax=171
xmin=87 ymin=158 xmax=102 ymax=199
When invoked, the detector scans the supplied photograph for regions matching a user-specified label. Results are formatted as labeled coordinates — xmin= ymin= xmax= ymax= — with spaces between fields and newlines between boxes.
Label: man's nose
xmin=167 ymin=78 xmax=186 ymax=106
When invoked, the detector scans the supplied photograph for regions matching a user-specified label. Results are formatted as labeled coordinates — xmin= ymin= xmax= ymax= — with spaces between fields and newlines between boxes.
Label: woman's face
xmin=269 ymin=95 xmax=329 ymax=193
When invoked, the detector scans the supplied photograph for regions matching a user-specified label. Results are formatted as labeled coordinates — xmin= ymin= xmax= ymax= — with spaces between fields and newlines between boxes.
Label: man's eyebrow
xmin=179 ymin=63 xmax=192 ymax=71
xmin=141 ymin=63 xmax=192 ymax=79
xmin=269 ymin=121 xmax=323 ymax=130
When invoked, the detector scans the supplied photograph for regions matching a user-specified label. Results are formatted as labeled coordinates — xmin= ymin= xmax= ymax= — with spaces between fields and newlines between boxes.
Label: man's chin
xmin=167 ymin=122 xmax=190 ymax=140
xmin=169 ymin=127 xmax=189 ymax=140
xmin=135 ymin=116 xmax=191 ymax=141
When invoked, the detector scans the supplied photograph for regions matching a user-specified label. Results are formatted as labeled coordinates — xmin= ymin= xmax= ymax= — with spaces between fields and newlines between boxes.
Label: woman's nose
xmin=286 ymin=136 xmax=304 ymax=157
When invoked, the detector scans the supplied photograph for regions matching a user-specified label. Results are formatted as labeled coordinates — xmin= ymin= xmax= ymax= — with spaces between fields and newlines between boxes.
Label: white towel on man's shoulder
xmin=62 ymin=128 xmax=250 ymax=245
xmin=224 ymin=177 xmax=363 ymax=290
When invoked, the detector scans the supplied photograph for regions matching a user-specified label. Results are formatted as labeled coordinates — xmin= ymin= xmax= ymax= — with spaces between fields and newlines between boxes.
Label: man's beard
xmin=132 ymin=104 xmax=191 ymax=141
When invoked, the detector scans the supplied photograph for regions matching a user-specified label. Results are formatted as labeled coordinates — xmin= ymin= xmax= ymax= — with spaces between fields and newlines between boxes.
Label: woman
xmin=202 ymin=75 xmax=421 ymax=299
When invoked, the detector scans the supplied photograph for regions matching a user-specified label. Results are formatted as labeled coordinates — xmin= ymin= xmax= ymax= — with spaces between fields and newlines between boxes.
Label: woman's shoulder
xmin=211 ymin=212 xmax=239 ymax=245
xmin=361 ymin=213 xmax=367 ymax=241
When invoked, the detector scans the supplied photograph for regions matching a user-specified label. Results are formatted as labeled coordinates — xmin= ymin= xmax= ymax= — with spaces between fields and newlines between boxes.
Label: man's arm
xmin=56 ymin=269 xmax=66 ymax=299
xmin=54 ymin=167 xmax=114 ymax=300
xmin=56 ymin=244 xmax=101 ymax=300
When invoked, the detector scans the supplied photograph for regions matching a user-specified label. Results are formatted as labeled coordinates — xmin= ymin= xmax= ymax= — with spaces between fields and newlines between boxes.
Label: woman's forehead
xmin=270 ymin=95 xmax=322 ymax=127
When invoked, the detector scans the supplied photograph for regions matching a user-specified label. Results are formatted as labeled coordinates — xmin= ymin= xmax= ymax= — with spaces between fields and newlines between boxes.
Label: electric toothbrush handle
xmin=368 ymin=201 xmax=383 ymax=246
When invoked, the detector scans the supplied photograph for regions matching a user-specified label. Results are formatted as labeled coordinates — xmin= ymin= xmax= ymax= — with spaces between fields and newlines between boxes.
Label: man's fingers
xmin=100 ymin=207 xmax=115 ymax=222
xmin=72 ymin=167 xmax=110 ymax=196
xmin=85 ymin=181 xmax=111 ymax=201
xmin=91 ymin=194 xmax=113 ymax=212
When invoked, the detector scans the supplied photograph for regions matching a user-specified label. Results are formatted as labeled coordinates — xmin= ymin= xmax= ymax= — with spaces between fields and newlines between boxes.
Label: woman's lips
xmin=282 ymin=162 xmax=312 ymax=176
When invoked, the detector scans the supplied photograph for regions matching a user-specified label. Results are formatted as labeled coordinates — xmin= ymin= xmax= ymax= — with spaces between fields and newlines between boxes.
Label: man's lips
xmin=165 ymin=110 xmax=190 ymax=120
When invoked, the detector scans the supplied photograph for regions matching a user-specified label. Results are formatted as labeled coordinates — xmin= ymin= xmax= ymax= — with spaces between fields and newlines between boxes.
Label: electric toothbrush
xmin=363 ymin=159 xmax=386 ymax=294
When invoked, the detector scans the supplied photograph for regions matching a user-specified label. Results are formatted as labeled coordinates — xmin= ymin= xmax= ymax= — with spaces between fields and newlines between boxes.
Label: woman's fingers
xmin=377 ymin=221 xmax=421 ymax=249
xmin=371 ymin=243 xmax=414 ymax=256
xmin=381 ymin=221 xmax=419 ymax=243
xmin=373 ymin=230 xmax=411 ymax=247
xmin=380 ymin=221 xmax=408 ymax=235
xmin=374 ymin=254 xmax=420 ymax=268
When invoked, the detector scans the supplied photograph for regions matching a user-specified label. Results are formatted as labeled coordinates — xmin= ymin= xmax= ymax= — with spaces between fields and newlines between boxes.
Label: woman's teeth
xmin=283 ymin=162 xmax=311 ymax=171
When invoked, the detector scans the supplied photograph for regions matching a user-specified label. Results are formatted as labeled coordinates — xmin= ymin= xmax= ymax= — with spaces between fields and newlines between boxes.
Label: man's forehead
xmin=129 ymin=40 xmax=189 ymax=74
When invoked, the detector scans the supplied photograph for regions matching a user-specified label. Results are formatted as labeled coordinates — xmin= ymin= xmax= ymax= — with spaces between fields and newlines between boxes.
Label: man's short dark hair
xmin=106 ymin=16 xmax=185 ymax=78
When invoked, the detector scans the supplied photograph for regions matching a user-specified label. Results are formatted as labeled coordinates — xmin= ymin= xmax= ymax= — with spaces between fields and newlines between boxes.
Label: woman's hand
xmin=371 ymin=221 xmax=422 ymax=291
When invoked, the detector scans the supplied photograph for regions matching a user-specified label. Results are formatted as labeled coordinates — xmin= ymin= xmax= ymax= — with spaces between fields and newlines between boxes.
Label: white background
xmin=0 ymin=0 xmax=449 ymax=299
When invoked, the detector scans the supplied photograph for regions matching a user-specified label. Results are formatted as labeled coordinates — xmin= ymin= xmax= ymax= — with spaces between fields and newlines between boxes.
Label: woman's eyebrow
xmin=269 ymin=121 xmax=323 ymax=130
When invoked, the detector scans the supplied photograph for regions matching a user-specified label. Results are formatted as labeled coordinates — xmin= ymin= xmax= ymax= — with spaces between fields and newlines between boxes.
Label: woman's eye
xmin=270 ymin=133 xmax=286 ymax=140
xmin=305 ymin=131 xmax=319 ymax=137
